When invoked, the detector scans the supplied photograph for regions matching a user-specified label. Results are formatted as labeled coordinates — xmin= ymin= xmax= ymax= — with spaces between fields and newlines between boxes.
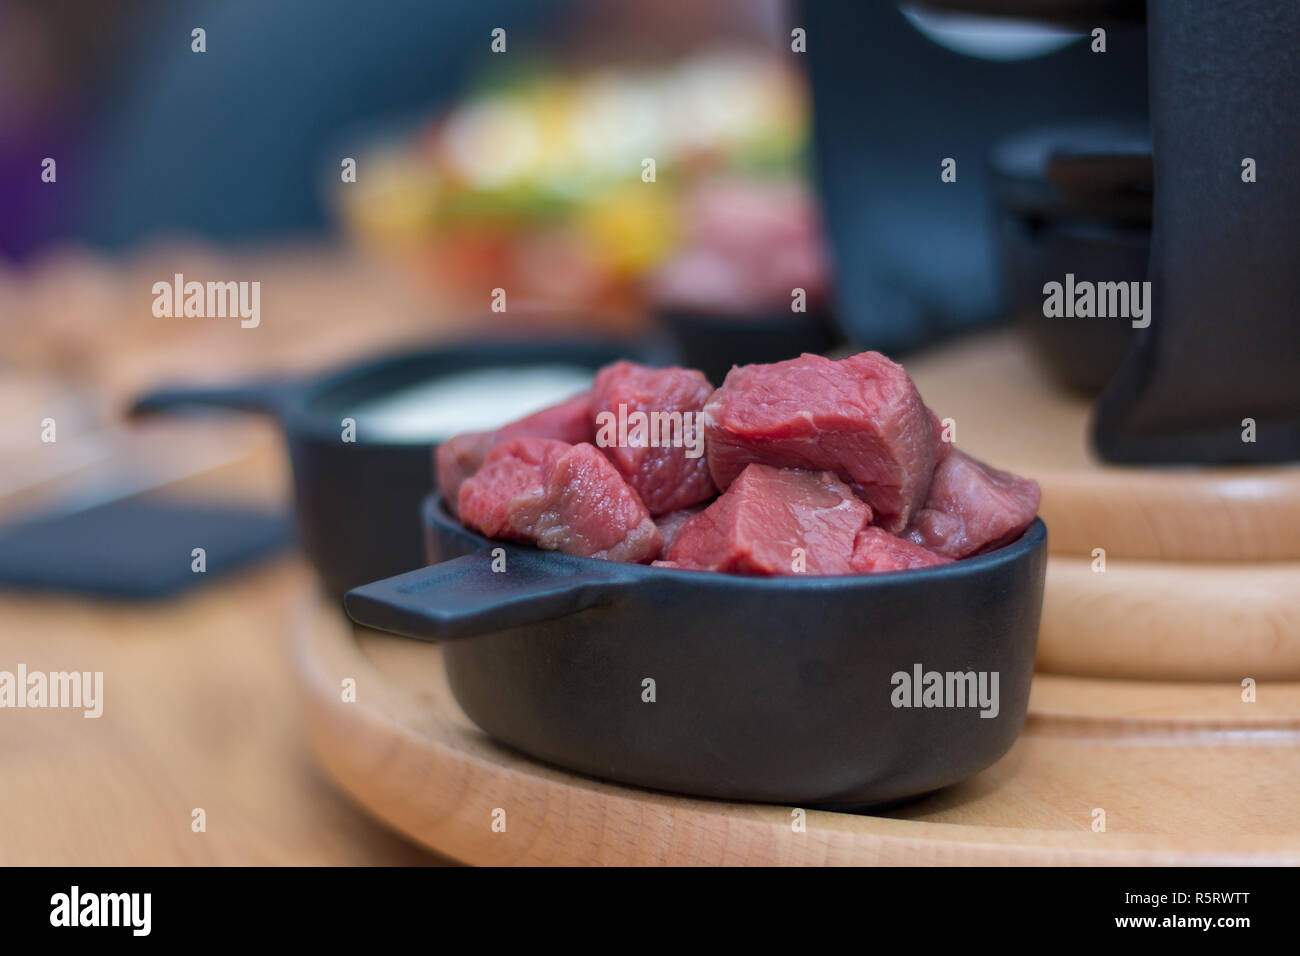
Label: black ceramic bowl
xmin=989 ymin=120 xmax=1152 ymax=395
xmin=131 ymin=337 xmax=650 ymax=598
xmin=345 ymin=496 xmax=1047 ymax=811
xmin=659 ymin=306 xmax=843 ymax=387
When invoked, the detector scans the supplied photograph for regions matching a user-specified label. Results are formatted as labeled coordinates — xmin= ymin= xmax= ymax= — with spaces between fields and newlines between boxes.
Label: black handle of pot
xmin=343 ymin=549 xmax=635 ymax=642
xmin=128 ymin=378 xmax=297 ymax=419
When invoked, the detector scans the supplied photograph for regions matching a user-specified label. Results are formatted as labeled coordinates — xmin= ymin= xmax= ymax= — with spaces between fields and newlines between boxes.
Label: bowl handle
xmin=128 ymin=378 xmax=297 ymax=418
xmin=343 ymin=550 xmax=634 ymax=642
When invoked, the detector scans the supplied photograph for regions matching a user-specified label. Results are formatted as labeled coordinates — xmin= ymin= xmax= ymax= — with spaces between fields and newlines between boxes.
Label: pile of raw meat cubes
xmin=435 ymin=352 xmax=1040 ymax=576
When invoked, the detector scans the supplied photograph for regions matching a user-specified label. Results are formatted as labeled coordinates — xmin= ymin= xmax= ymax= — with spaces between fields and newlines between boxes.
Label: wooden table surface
xmin=0 ymin=248 xmax=461 ymax=864
xmin=0 ymin=435 xmax=453 ymax=865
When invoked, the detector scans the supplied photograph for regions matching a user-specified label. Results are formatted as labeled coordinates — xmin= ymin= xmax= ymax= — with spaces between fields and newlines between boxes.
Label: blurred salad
xmin=337 ymin=49 xmax=817 ymax=328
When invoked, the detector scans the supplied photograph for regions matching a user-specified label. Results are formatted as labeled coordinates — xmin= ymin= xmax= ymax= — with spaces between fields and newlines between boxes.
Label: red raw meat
xmin=849 ymin=527 xmax=952 ymax=573
xmin=457 ymin=438 xmax=570 ymax=538
xmin=435 ymin=392 xmax=593 ymax=515
xmin=659 ymin=464 xmax=871 ymax=575
xmin=904 ymin=450 xmax=1041 ymax=559
xmin=436 ymin=432 xmax=495 ymax=517
xmin=654 ymin=505 xmax=707 ymax=553
xmin=703 ymin=352 xmax=941 ymax=532
xmin=929 ymin=407 xmax=953 ymax=463
xmin=591 ymin=361 xmax=716 ymax=515
xmin=458 ymin=438 xmax=662 ymax=563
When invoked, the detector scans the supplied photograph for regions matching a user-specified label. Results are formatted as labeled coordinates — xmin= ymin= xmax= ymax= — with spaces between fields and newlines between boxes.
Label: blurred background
xmin=5 ymin=0 xmax=1296 ymax=866
xmin=2 ymin=0 xmax=1152 ymax=379
xmin=2 ymin=0 xmax=811 ymax=329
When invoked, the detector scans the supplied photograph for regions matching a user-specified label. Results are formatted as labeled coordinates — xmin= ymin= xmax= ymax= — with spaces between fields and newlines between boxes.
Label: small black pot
xmin=660 ymin=306 xmax=843 ymax=387
xmin=130 ymin=338 xmax=647 ymax=598
xmin=344 ymin=496 xmax=1047 ymax=811
xmin=989 ymin=120 xmax=1153 ymax=396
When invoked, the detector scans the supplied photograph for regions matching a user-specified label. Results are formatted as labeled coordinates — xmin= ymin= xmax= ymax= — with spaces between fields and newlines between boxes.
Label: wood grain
xmin=906 ymin=331 xmax=1300 ymax=562
xmin=296 ymin=600 xmax=1300 ymax=866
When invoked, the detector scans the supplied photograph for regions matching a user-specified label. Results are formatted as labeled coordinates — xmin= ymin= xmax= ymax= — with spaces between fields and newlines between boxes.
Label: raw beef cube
xmin=436 ymin=391 xmax=593 ymax=514
xmin=457 ymin=438 xmax=570 ymax=539
xmin=459 ymin=439 xmax=662 ymax=563
xmin=591 ymin=361 xmax=716 ymax=515
xmin=516 ymin=444 xmax=663 ymax=563
xmin=436 ymin=432 xmax=496 ymax=516
xmin=929 ymin=407 xmax=953 ymax=463
xmin=703 ymin=352 xmax=941 ymax=532
xmin=653 ymin=504 xmax=708 ymax=554
xmin=904 ymin=450 xmax=1041 ymax=559
xmin=496 ymin=391 xmax=594 ymax=445
xmin=849 ymin=527 xmax=953 ymax=574
xmin=661 ymin=463 xmax=871 ymax=575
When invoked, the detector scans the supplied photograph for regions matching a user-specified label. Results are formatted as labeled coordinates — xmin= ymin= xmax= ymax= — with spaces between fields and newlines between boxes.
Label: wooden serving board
xmin=906 ymin=330 xmax=1300 ymax=562
xmin=1040 ymin=554 xmax=1300 ymax=680
xmin=294 ymin=598 xmax=1300 ymax=866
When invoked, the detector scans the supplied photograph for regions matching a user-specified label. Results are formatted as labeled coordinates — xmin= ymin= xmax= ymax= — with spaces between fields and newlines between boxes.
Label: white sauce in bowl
xmin=352 ymin=364 xmax=594 ymax=442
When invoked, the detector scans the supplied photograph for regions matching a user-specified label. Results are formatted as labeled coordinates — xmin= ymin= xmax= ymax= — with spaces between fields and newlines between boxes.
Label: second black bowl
xmin=131 ymin=337 xmax=649 ymax=597
xmin=660 ymin=306 xmax=843 ymax=386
